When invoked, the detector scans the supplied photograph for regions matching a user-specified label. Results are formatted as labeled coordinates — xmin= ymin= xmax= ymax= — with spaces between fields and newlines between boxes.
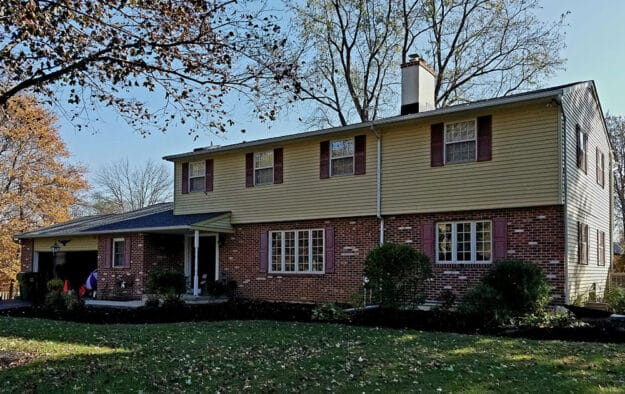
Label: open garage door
xmin=37 ymin=251 xmax=97 ymax=290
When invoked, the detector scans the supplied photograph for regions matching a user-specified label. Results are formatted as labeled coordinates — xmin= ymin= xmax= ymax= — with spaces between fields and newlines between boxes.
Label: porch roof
xmin=16 ymin=203 xmax=232 ymax=239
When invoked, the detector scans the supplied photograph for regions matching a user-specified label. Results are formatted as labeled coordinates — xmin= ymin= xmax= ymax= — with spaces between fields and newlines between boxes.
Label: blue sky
xmin=56 ymin=0 xmax=625 ymax=183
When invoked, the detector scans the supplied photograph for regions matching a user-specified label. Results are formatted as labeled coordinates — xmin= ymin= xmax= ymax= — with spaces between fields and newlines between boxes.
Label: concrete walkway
xmin=0 ymin=300 xmax=32 ymax=311
xmin=85 ymin=299 xmax=144 ymax=309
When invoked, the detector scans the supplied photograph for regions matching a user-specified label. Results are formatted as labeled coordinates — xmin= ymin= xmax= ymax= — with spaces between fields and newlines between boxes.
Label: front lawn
xmin=1 ymin=317 xmax=624 ymax=392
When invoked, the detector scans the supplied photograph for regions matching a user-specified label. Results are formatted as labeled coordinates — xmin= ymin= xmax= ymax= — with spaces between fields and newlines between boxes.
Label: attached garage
xmin=34 ymin=237 xmax=98 ymax=290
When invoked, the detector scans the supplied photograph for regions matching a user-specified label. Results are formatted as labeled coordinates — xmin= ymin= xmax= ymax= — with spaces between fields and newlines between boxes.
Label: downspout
xmin=557 ymin=94 xmax=570 ymax=304
xmin=370 ymin=123 xmax=384 ymax=245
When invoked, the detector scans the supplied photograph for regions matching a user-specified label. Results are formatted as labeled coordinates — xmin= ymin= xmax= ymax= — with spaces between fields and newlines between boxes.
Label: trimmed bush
xmin=460 ymin=260 xmax=551 ymax=324
xmin=363 ymin=243 xmax=431 ymax=308
xmin=47 ymin=278 xmax=64 ymax=292
xmin=146 ymin=269 xmax=186 ymax=298
xmin=312 ymin=303 xmax=348 ymax=322
xmin=604 ymin=287 xmax=625 ymax=313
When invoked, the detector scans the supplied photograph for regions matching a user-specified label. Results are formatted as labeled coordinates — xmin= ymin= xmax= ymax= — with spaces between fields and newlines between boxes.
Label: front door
xmin=191 ymin=236 xmax=216 ymax=294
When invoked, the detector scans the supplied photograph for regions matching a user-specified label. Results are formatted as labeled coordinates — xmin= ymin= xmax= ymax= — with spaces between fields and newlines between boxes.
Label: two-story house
xmin=17 ymin=58 xmax=613 ymax=305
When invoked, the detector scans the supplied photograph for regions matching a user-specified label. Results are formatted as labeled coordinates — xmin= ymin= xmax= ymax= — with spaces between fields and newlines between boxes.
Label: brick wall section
xmin=97 ymin=233 xmax=184 ymax=300
xmin=20 ymin=239 xmax=34 ymax=272
xmin=384 ymin=205 xmax=566 ymax=302
xmin=220 ymin=217 xmax=379 ymax=304
xmin=221 ymin=205 xmax=565 ymax=304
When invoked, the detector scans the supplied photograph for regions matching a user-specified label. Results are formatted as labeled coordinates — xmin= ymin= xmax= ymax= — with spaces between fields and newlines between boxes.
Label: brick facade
xmin=19 ymin=239 xmax=34 ymax=272
xmin=220 ymin=205 xmax=565 ymax=304
xmin=97 ymin=233 xmax=184 ymax=300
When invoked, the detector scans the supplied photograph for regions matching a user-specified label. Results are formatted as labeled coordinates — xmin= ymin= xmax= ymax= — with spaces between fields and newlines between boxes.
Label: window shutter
xmin=320 ymin=141 xmax=330 ymax=179
xmin=245 ymin=153 xmax=254 ymax=187
xmin=477 ymin=115 xmax=492 ymax=161
xmin=354 ymin=135 xmax=366 ymax=175
xmin=181 ymin=162 xmax=189 ymax=194
xmin=577 ymin=221 xmax=582 ymax=264
xmin=325 ymin=227 xmax=335 ymax=273
xmin=273 ymin=148 xmax=283 ymax=184
xmin=431 ymin=123 xmax=444 ymax=167
xmin=124 ymin=238 xmax=131 ymax=267
xmin=205 ymin=159 xmax=214 ymax=192
xmin=583 ymin=132 xmax=588 ymax=173
xmin=259 ymin=232 xmax=268 ymax=273
xmin=493 ymin=218 xmax=507 ymax=261
xmin=104 ymin=237 xmax=112 ymax=267
xmin=576 ymin=125 xmax=582 ymax=168
xmin=421 ymin=223 xmax=435 ymax=260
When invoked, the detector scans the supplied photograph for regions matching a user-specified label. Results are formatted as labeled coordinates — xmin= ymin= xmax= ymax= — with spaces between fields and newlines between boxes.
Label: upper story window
xmin=436 ymin=220 xmax=491 ymax=263
xmin=330 ymin=138 xmax=354 ymax=176
xmin=577 ymin=125 xmax=588 ymax=173
xmin=596 ymin=148 xmax=605 ymax=188
xmin=112 ymin=238 xmax=125 ymax=268
xmin=269 ymin=229 xmax=325 ymax=273
xmin=189 ymin=161 xmax=205 ymax=192
xmin=254 ymin=150 xmax=274 ymax=185
xmin=445 ymin=120 xmax=477 ymax=164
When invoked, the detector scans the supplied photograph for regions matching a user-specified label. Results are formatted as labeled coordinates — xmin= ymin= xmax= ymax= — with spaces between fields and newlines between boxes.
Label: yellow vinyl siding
xmin=381 ymin=103 xmax=561 ymax=213
xmin=174 ymin=132 xmax=377 ymax=223
xmin=34 ymin=236 xmax=98 ymax=252
xmin=563 ymin=85 xmax=612 ymax=302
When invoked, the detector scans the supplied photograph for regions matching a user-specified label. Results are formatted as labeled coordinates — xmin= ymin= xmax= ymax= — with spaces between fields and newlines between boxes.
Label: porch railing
xmin=608 ymin=272 xmax=625 ymax=289
xmin=0 ymin=280 xmax=20 ymax=300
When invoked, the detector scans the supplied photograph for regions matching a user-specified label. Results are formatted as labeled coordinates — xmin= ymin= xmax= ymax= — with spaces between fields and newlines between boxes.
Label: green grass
xmin=1 ymin=317 xmax=624 ymax=393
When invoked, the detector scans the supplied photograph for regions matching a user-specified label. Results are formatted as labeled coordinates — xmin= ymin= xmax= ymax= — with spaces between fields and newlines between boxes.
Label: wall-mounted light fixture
xmin=50 ymin=242 xmax=60 ymax=256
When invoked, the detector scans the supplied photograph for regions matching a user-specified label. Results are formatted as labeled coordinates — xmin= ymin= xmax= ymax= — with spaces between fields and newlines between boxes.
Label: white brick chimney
xmin=400 ymin=54 xmax=436 ymax=115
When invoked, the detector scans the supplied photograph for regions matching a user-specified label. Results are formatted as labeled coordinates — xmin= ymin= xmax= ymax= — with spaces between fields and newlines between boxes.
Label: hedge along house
xmin=18 ymin=58 xmax=613 ymax=304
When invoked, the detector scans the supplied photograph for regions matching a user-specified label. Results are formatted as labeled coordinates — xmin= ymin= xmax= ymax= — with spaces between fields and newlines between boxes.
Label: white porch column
xmin=193 ymin=230 xmax=200 ymax=296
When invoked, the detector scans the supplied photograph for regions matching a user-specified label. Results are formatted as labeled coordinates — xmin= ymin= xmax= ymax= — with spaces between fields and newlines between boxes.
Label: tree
xmin=90 ymin=159 xmax=172 ymax=214
xmin=0 ymin=0 xmax=295 ymax=136
xmin=607 ymin=115 xmax=625 ymax=239
xmin=0 ymin=95 xmax=88 ymax=280
xmin=286 ymin=0 xmax=566 ymax=126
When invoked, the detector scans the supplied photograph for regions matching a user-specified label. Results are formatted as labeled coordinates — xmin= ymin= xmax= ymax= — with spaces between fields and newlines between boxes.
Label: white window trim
xmin=436 ymin=220 xmax=492 ymax=264
xmin=330 ymin=137 xmax=355 ymax=177
xmin=268 ymin=229 xmax=325 ymax=274
xmin=254 ymin=150 xmax=274 ymax=186
xmin=112 ymin=237 xmax=125 ymax=268
xmin=188 ymin=161 xmax=205 ymax=193
xmin=443 ymin=119 xmax=478 ymax=164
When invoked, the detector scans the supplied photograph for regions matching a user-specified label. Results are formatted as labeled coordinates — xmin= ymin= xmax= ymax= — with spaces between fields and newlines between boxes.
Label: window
xmin=112 ymin=238 xmax=125 ymax=268
xmin=578 ymin=222 xmax=589 ymax=265
xmin=436 ymin=221 xmax=491 ymax=263
xmin=330 ymin=138 xmax=354 ymax=176
xmin=577 ymin=125 xmax=588 ymax=173
xmin=254 ymin=150 xmax=274 ymax=185
xmin=597 ymin=230 xmax=605 ymax=267
xmin=596 ymin=148 xmax=605 ymax=188
xmin=445 ymin=120 xmax=477 ymax=163
xmin=189 ymin=161 xmax=205 ymax=192
xmin=269 ymin=229 xmax=324 ymax=273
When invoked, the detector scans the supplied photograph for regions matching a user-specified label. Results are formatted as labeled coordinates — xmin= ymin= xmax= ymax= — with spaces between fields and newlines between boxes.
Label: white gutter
xmin=370 ymin=123 xmax=384 ymax=245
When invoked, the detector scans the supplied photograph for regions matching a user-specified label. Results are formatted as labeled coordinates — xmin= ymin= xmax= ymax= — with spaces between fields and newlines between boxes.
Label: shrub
xmin=16 ymin=272 xmax=46 ymax=302
xmin=437 ymin=289 xmax=457 ymax=311
xmin=460 ymin=260 xmax=551 ymax=325
xmin=144 ymin=295 xmax=161 ymax=308
xmin=161 ymin=294 xmax=186 ymax=310
xmin=146 ymin=269 xmax=186 ymax=298
xmin=312 ymin=303 xmax=348 ymax=322
xmin=604 ymin=287 xmax=625 ymax=313
xmin=47 ymin=278 xmax=64 ymax=292
xmin=519 ymin=310 xmax=581 ymax=329
xmin=66 ymin=294 xmax=85 ymax=313
xmin=363 ymin=243 xmax=431 ymax=308
xmin=44 ymin=291 xmax=68 ymax=314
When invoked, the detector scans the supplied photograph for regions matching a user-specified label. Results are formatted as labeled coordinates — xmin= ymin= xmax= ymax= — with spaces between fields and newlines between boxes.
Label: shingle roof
xmin=16 ymin=203 xmax=229 ymax=238
xmin=163 ymin=81 xmax=586 ymax=161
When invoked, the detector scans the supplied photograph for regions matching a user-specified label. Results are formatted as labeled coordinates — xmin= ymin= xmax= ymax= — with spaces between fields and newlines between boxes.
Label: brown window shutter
xmin=205 ymin=159 xmax=214 ymax=192
xmin=431 ymin=123 xmax=444 ymax=167
xmin=181 ymin=162 xmax=189 ymax=194
xmin=104 ymin=237 xmax=112 ymax=267
xmin=325 ymin=227 xmax=335 ymax=273
xmin=354 ymin=135 xmax=366 ymax=175
xmin=273 ymin=148 xmax=283 ymax=184
xmin=320 ymin=141 xmax=330 ymax=179
xmin=124 ymin=238 xmax=131 ymax=267
xmin=421 ymin=223 xmax=435 ymax=260
xmin=583 ymin=133 xmax=588 ymax=173
xmin=259 ymin=232 xmax=268 ymax=273
xmin=577 ymin=221 xmax=583 ymax=264
xmin=493 ymin=218 xmax=508 ymax=261
xmin=477 ymin=115 xmax=492 ymax=161
xmin=245 ymin=153 xmax=254 ymax=187
xmin=596 ymin=148 xmax=600 ymax=184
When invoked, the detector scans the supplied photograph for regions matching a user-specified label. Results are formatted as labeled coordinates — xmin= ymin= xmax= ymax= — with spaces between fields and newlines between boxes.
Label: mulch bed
xmin=2 ymin=300 xmax=625 ymax=344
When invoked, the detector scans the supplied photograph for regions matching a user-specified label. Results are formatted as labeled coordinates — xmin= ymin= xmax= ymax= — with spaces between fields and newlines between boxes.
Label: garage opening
xmin=37 ymin=251 xmax=97 ymax=290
